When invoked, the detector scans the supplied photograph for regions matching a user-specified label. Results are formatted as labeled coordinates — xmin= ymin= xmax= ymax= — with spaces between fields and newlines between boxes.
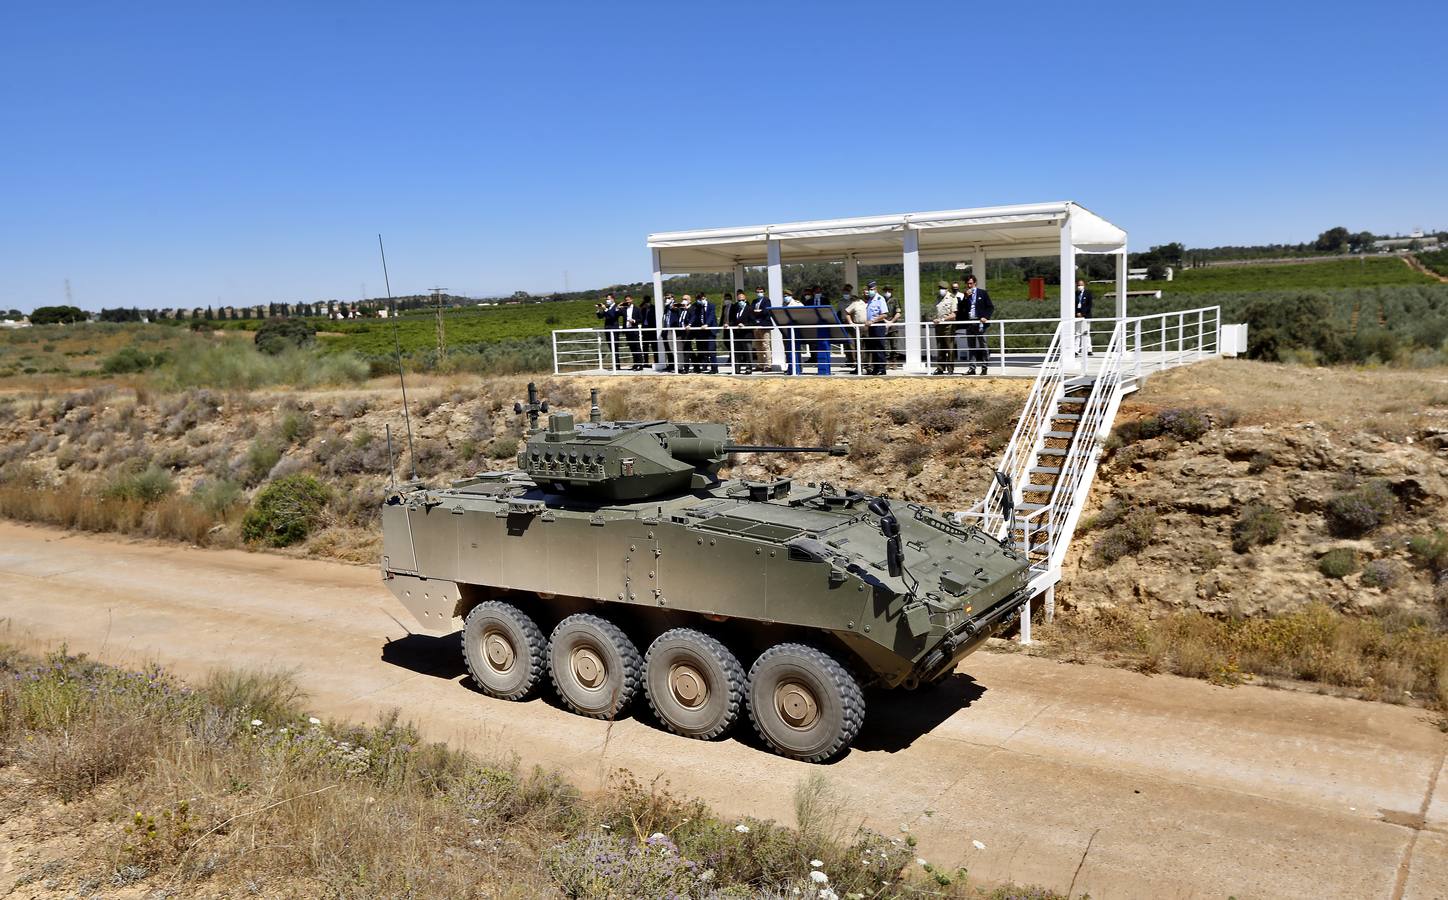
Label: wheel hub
xmin=482 ymin=629 xmax=515 ymax=675
xmin=774 ymin=679 xmax=819 ymax=730
xmin=669 ymin=663 xmax=709 ymax=709
xmin=570 ymin=645 xmax=606 ymax=691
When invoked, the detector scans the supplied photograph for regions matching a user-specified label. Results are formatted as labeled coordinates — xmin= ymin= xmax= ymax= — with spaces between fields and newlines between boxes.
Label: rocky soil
xmin=2 ymin=360 xmax=1446 ymax=624
xmin=1062 ymin=362 xmax=1448 ymax=626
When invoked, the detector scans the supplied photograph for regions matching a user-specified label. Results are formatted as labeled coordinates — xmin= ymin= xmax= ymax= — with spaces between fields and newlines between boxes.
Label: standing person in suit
xmin=1073 ymin=278 xmax=1095 ymax=359
xmin=618 ymin=294 xmax=645 ymax=370
xmin=806 ymin=286 xmax=832 ymax=375
xmin=724 ymin=289 xmax=751 ymax=372
xmin=959 ymin=275 xmax=993 ymax=375
xmin=932 ymin=280 xmax=957 ymax=375
xmin=661 ymin=293 xmax=686 ymax=372
xmin=638 ymin=294 xmax=657 ymax=368
xmin=594 ymin=292 xmax=622 ymax=369
xmin=864 ymin=281 xmax=890 ymax=375
xmin=686 ymin=293 xmax=719 ymax=374
xmin=748 ymin=287 xmax=772 ymax=373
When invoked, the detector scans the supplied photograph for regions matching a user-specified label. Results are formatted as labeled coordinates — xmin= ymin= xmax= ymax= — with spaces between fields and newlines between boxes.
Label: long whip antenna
xmin=379 ymin=234 xmax=417 ymax=480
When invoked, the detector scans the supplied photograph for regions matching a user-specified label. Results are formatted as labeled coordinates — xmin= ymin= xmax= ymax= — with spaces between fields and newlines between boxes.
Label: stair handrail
xmin=1043 ymin=320 xmax=1129 ymax=569
xmin=976 ymin=322 xmax=1067 ymax=537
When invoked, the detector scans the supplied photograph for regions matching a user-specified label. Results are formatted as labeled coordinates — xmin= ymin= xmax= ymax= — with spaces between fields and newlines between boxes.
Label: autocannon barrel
xmin=667 ymin=438 xmax=847 ymax=463
xmin=724 ymin=443 xmax=850 ymax=456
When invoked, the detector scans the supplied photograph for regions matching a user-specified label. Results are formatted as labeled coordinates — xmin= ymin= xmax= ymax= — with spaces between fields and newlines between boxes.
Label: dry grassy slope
xmin=1063 ymin=361 xmax=1448 ymax=621
xmin=2 ymin=363 xmax=1446 ymax=623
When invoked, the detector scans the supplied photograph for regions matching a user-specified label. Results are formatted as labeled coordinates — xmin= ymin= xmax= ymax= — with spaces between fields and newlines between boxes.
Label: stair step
xmin=1045 ymin=430 xmax=1076 ymax=439
xmin=1023 ymin=483 xmax=1054 ymax=493
xmin=1037 ymin=448 xmax=1067 ymax=456
xmin=1051 ymin=413 xmax=1082 ymax=421
xmin=1056 ymin=395 xmax=1086 ymax=404
xmin=1018 ymin=502 xmax=1047 ymax=511
xmin=1029 ymin=465 xmax=1061 ymax=475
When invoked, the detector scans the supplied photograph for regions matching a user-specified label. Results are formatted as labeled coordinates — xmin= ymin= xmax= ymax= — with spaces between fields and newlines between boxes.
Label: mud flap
xmin=385 ymin=573 xmax=461 ymax=632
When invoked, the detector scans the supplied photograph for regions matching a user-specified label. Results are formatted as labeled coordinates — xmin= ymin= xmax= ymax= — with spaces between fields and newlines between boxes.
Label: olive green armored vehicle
xmin=381 ymin=384 xmax=1030 ymax=761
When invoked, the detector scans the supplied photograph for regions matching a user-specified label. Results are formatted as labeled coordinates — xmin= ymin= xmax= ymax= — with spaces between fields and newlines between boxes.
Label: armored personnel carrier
xmin=381 ymin=384 xmax=1030 ymax=761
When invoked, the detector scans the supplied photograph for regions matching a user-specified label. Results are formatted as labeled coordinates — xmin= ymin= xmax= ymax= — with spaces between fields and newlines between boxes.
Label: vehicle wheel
xmin=747 ymin=643 xmax=864 ymax=762
xmin=644 ymin=628 xmax=745 ymax=740
xmin=461 ymin=601 xmax=547 ymax=701
xmin=549 ymin=613 xmax=642 ymax=719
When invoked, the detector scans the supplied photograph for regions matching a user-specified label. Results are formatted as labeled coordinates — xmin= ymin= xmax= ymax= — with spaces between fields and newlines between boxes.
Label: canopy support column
xmin=733 ymin=264 xmax=745 ymax=292
xmin=902 ymin=227 xmax=924 ymax=373
xmin=972 ymin=247 xmax=988 ymax=289
xmin=1059 ymin=213 xmax=1077 ymax=371
xmin=844 ymin=254 xmax=858 ymax=293
xmin=766 ymin=239 xmax=783 ymax=303
xmin=651 ymin=249 xmax=666 ymax=371
xmin=1115 ymin=247 xmax=1128 ymax=318
xmin=767 ymin=238 xmax=785 ymax=370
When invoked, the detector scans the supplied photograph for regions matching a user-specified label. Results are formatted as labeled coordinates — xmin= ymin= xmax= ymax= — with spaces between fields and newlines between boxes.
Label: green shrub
xmin=103 ymin=465 xmax=175 ymax=503
xmin=1083 ymin=498 xmax=1127 ymax=531
xmin=279 ymin=408 xmax=314 ymax=445
xmin=1112 ymin=415 xmax=1163 ymax=446
xmin=100 ymin=346 xmax=165 ymax=374
xmin=254 ymin=318 xmax=317 ymax=355
xmin=1360 ymin=559 xmax=1400 ymax=589
xmin=241 ymin=474 xmax=329 ymax=547
xmin=1232 ymin=503 xmax=1283 ymax=553
xmin=1247 ymin=450 xmax=1274 ymax=474
xmin=1244 ymin=294 xmax=1345 ymax=362
xmin=1318 ymin=548 xmax=1358 ymax=579
xmin=1094 ymin=509 xmax=1157 ymax=562
xmin=1324 ymin=480 xmax=1395 ymax=537
xmin=191 ymin=478 xmax=242 ymax=516
xmin=1408 ymin=531 xmax=1448 ymax=577
xmin=244 ymin=436 xmax=282 ymax=485
xmin=1159 ymin=408 xmax=1210 ymax=442
xmin=489 ymin=437 xmax=519 ymax=459
xmin=200 ymin=668 xmax=305 ymax=722
xmin=158 ymin=338 xmax=368 ymax=390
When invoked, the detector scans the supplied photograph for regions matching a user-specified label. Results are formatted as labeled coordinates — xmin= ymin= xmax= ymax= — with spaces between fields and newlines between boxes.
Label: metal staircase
xmin=961 ymin=320 xmax=1135 ymax=640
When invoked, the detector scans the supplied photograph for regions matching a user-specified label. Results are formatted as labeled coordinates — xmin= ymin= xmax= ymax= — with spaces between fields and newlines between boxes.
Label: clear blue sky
xmin=2 ymin=1 xmax=1445 ymax=310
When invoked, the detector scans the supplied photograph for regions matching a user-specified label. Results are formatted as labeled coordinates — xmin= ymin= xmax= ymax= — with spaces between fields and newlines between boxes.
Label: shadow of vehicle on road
xmin=381 ymin=632 xmax=985 ymax=761
xmin=852 ymin=672 xmax=986 ymax=753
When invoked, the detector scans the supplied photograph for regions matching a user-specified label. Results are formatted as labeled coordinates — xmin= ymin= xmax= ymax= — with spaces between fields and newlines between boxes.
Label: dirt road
xmin=1 ymin=522 xmax=1443 ymax=900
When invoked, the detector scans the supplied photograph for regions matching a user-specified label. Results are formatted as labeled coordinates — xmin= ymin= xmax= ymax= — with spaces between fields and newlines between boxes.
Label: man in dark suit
xmin=685 ymin=293 xmax=718 ymax=374
xmin=724 ymin=289 xmax=751 ymax=372
xmin=661 ymin=293 xmax=686 ymax=372
xmin=638 ymin=295 xmax=657 ymax=368
xmin=1073 ymin=279 xmax=1094 ymax=359
xmin=959 ymin=275 xmax=993 ymax=375
xmin=594 ymin=292 xmax=623 ymax=370
xmin=618 ymin=294 xmax=645 ymax=370
xmin=748 ymin=287 xmax=772 ymax=373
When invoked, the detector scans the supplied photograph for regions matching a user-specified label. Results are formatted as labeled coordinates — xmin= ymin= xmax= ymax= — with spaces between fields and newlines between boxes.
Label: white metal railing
xmin=550 ymin=306 xmax=1221 ymax=377
xmin=974 ymin=323 xmax=1066 ymax=540
xmin=952 ymin=315 xmax=1147 ymax=641
xmin=1042 ymin=322 xmax=1129 ymax=574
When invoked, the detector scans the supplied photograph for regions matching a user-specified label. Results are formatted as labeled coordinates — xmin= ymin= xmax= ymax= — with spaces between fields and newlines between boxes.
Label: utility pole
xmin=429 ymin=286 xmax=448 ymax=364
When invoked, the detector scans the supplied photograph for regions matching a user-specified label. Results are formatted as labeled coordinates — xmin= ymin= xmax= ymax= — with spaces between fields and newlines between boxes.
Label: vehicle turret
xmin=513 ymin=385 xmax=846 ymax=500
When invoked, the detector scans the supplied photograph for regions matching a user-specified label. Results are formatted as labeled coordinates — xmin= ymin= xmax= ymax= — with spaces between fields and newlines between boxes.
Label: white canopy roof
xmin=647 ymin=201 xmax=1126 ymax=274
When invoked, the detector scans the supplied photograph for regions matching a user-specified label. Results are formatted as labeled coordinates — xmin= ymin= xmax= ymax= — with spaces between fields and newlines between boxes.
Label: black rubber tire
xmin=460 ymin=601 xmax=547 ymax=701
xmin=549 ymin=613 xmax=643 ymax=720
xmin=644 ymin=628 xmax=745 ymax=740
xmin=747 ymin=643 xmax=865 ymax=762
